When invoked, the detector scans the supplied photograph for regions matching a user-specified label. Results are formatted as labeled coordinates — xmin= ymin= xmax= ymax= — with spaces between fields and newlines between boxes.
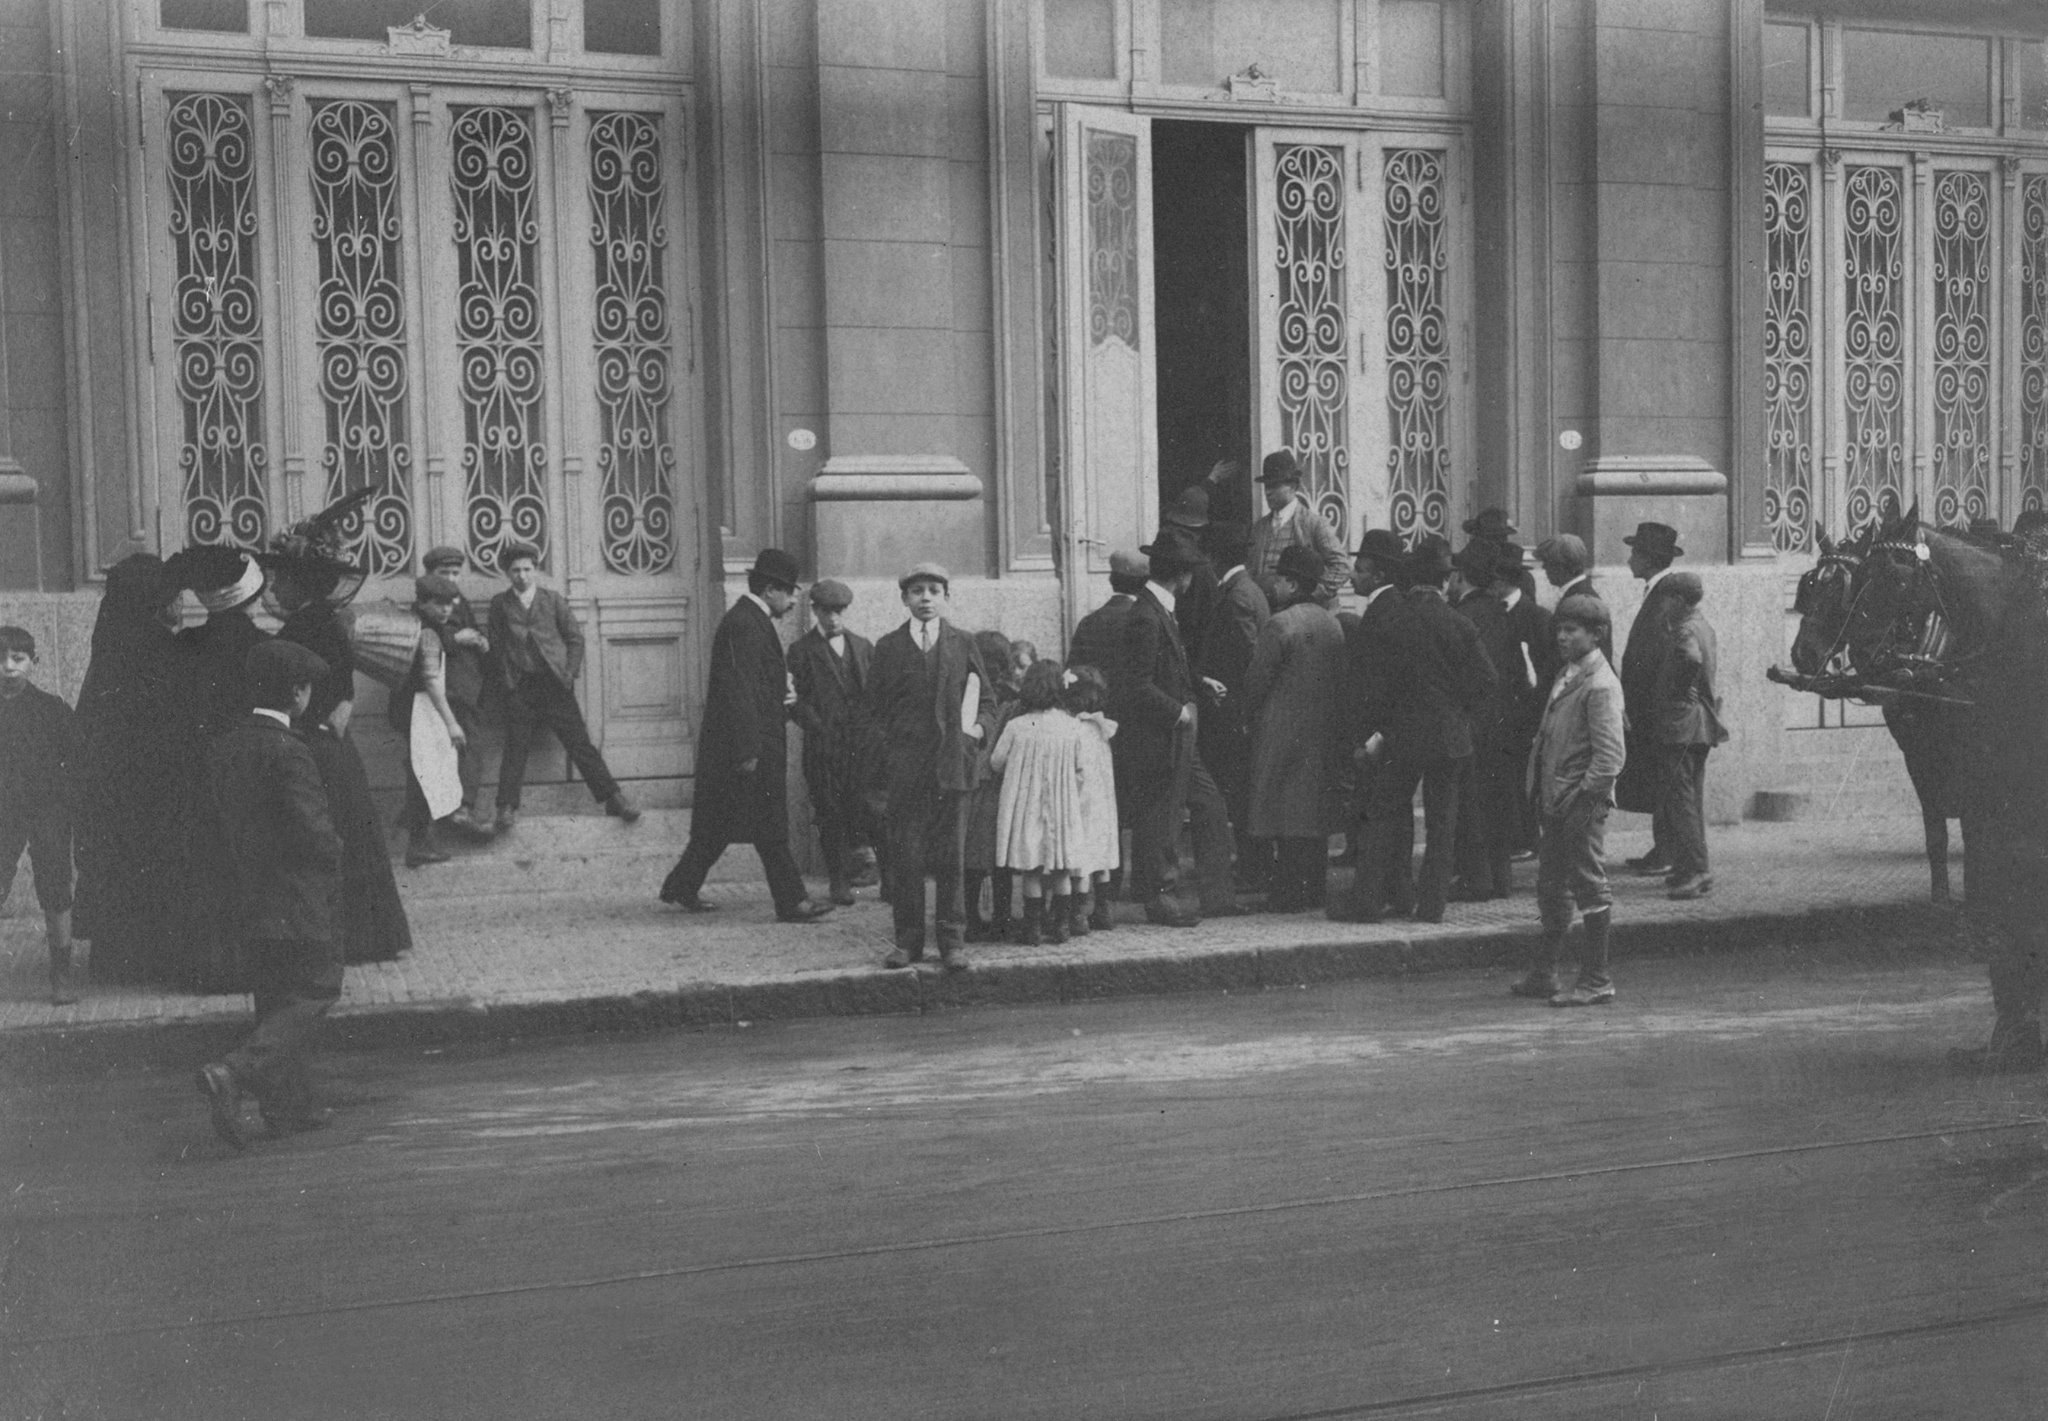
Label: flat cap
xmin=415 ymin=574 xmax=462 ymax=603
xmin=898 ymin=562 xmax=950 ymax=590
xmin=809 ymin=578 xmax=853 ymax=610
xmin=1108 ymin=548 xmax=1150 ymax=578
xmin=245 ymin=638 xmax=329 ymax=688
xmin=423 ymin=545 xmax=467 ymax=571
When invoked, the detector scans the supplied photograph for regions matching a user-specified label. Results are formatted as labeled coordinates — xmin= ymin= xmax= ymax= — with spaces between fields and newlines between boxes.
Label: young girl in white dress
xmin=990 ymin=659 xmax=1089 ymax=945
xmin=1061 ymin=665 xmax=1119 ymax=936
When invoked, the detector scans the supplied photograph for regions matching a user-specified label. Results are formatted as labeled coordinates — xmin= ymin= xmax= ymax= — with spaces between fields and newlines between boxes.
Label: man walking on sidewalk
xmin=660 ymin=550 xmax=832 ymax=923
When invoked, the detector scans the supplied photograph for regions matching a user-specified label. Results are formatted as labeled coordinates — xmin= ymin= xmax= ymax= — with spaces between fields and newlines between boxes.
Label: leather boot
xmin=1088 ymin=890 xmax=1114 ymax=931
xmin=1012 ymin=896 xmax=1043 ymax=947
xmin=1510 ymin=922 xmax=1565 ymax=998
xmin=828 ymin=865 xmax=856 ymax=907
xmin=1067 ymin=891 xmax=1091 ymax=938
xmin=848 ymin=847 xmax=880 ymax=889
xmin=406 ymin=824 xmax=450 ymax=867
xmin=1044 ymin=895 xmax=1070 ymax=945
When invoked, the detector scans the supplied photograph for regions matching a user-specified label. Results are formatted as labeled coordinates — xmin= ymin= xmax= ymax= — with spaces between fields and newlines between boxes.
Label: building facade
xmin=2 ymin=0 xmax=2043 ymax=818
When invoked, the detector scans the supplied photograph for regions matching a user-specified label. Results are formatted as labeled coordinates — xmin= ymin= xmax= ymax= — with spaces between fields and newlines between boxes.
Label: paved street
xmin=6 ymin=945 xmax=2046 ymax=1420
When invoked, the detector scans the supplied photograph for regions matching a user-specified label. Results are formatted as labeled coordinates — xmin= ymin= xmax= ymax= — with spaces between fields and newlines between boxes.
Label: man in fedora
xmin=1331 ymin=528 xmax=1417 ymax=921
xmin=866 ymin=563 xmax=997 ymax=969
xmin=1072 ymin=550 xmax=1150 ymax=863
xmin=1112 ymin=528 xmax=1238 ymax=926
xmin=1247 ymin=451 xmax=1351 ymax=607
xmin=1463 ymin=507 xmax=1537 ymax=604
xmin=1162 ymin=484 xmax=1221 ymax=651
xmin=660 ymin=549 xmax=832 ymax=922
xmin=1352 ymin=535 xmax=1496 ymax=922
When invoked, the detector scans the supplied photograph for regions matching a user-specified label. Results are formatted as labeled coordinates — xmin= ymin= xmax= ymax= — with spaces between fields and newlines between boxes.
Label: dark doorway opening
xmin=1152 ymin=120 xmax=1252 ymax=530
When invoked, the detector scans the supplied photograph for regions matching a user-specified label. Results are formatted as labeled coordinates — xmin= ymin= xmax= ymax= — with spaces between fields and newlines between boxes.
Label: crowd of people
xmin=670 ymin=449 xmax=1729 ymax=1004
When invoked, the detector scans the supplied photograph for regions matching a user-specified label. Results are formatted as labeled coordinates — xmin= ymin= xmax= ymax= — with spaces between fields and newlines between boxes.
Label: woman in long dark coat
xmin=72 ymin=554 xmax=203 ymax=985
xmin=268 ymin=547 xmax=413 ymax=964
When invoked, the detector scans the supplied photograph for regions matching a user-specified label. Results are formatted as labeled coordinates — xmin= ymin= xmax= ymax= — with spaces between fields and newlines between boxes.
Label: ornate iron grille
xmin=588 ymin=112 xmax=676 ymax=577
xmin=1274 ymin=143 xmax=1349 ymax=538
xmin=1764 ymin=162 xmax=1814 ymax=553
xmin=1085 ymin=131 xmax=1139 ymax=349
xmin=309 ymin=99 xmax=412 ymax=574
xmin=168 ymin=92 xmax=267 ymax=547
xmin=1931 ymin=170 xmax=1991 ymax=527
xmin=452 ymin=105 xmax=548 ymax=572
xmin=1843 ymin=165 xmax=1906 ymax=529
xmin=2024 ymin=176 xmax=2048 ymax=515
xmin=1383 ymin=148 xmax=1448 ymax=540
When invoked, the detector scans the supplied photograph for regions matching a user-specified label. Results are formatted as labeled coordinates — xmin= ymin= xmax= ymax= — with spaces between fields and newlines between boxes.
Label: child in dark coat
xmin=787 ymin=579 xmax=880 ymax=905
xmin=962 ymin=629 xmax=1021 ymax=942
xmin=194 ymin=639 xmax=346 ymax=1149
xmin=0 ymin=627 xmax=78 ymax=1004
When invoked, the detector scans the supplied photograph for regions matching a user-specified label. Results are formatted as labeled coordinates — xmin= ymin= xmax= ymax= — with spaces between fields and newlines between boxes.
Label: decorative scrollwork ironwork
xmin=168 ymin=92 xmax=267 ymax=548
xmin=589 ymin=111 xmax=675 ymax=577
xmin=1383 ymin=148 xmax=1448 ymax=541
xmin=1843 ymin=165 xmax=1907 ymax=530
xmin=1085 ymin=131 xmax=1139 ymax=349
xmin=1272 ymin=143 xmax=1349 ymax=540
xmin=310 ymin=99 xmax=412 ymax=575
xmin=2023 ymin=176 xmax=2048 ymax=516
xmin=1764 ymin=162 xmax=1814 ymax=553
xmin=1931 ymin=169 xmax=1991 ymax=527
xmin=452 ymin=105 xmax=548 ymax=573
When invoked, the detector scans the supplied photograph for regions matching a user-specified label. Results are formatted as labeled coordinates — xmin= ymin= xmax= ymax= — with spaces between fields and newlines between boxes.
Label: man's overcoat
xmin=1243 ymin=599 xmax=1347 ymax=837
xmin=694 ymin=596 xmax=794 ymax=844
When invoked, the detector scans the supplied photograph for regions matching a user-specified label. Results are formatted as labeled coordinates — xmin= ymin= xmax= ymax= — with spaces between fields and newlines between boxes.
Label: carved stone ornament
xmin=388 ymin=14 xmax=453 ymax=55
xmin=1228 ymin=64 xmax=1279 ymax=102
xmin=1820 ymin=146 xmax=1842 ymax=173
xmin=261 ymin=73 xmax=295 ymax=110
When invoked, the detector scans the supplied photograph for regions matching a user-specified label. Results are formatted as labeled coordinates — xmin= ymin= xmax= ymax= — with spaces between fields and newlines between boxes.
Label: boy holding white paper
xmin=864 ymin=564 xmax=998 ymax=971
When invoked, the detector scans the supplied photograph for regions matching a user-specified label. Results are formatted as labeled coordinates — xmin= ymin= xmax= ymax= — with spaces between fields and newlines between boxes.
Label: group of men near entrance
xmin=666 ymin=450 xmax=1729 ymax=1006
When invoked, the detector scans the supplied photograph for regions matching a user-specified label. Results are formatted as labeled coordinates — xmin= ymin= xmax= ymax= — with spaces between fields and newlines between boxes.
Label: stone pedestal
xmin=1574 ymin=455 xmax=1728 ymax=564
xmin=809 ymin=454 xmax=985 ymax=581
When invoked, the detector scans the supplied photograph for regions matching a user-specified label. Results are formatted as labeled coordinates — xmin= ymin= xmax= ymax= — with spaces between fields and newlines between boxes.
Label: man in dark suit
xmin=1194 ymin=522 xmax=1271 ymax=891
xmin=194 ymin=640 xmax=346 ymax=1149
xmin=866 ymin=563 xmax=997 ymax=970
xmin=1353 ymin=537 xmax=1497 ymax=922
xmin=1331 ymin=529 xmax=1417 ymax=921
xmin=1536 ymin=534 xmax=1609 ymax=663
xmin=1616 ymin=521 xmax=1694 ymax=880
xmin=1450 ymin=540 xmax=1522 ymax=900
xmin=660 ymin=549 xmax=832 ymax=923
xmin=1111 ymin=530 xmax=1238 ymax=926
xmin=786 ymin=578 xmax=877 ymax=907
xmin=1162 ymin=484 xmax=1221 ymax=654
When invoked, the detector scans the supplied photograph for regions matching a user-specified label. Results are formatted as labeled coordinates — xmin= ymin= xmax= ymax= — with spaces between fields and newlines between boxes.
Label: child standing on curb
xmin=1512 ymin=594 xmax=1626 ymax=1007
xmin=1062 ymin=664 xmax=1120 ymax=935
xmin=0 ymin=627 xmax=78 ymax=1004
xmin=787 ymin=578 xmax=878 ymax=906
xmin=963 ymin=629 xmax=1021 ymax=943
xmin=395 ymin=576 xmax=477 ymax=867
xmin=990 ymin=659 xmax=1090 ymax=946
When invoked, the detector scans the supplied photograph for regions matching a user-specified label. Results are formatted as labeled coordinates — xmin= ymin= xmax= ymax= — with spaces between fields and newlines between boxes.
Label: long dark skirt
xmin=306 ymin=727 xmax=412 ymax=964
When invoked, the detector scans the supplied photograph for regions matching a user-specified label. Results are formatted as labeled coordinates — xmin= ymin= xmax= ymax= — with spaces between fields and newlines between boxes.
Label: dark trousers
xmin=806 ymin=769 xmax=876 ymax=871
xmin=1652 ymin=744 xmax=1710 ymax=878
xmin=0 ymin=805 xmax=73 ymax=913
xmin=1129 ymin=726 xmax=1234 ymax=912
xmin=499 ymin=672 xmax=620 ymax=808
xmin=224 ymin=937 xmax=343 ymax=1118
xmin=886 ymin=783 xmax=968 ymax=953
xmin=1266 ymin=837 xmax=1328 ymax=909
xmin=663 ymin=832 xmax=807 ymax=916
xmin=1455 ymin=748 xmax=1520 ymax=895
xmin=1359 ymin=754 xmax=1465 ymax=916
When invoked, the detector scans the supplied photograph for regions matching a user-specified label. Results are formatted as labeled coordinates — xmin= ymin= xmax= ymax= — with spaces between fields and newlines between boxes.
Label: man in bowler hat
xmin=1247 ymin=451 xmax=1352 ymax=607
xmin=660 ymin=550 xmax=833 ymax=922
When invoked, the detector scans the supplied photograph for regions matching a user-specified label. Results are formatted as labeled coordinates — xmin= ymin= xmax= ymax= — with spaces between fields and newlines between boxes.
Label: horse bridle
xmin=1822 ymin=534 xmax=1974 ymax=690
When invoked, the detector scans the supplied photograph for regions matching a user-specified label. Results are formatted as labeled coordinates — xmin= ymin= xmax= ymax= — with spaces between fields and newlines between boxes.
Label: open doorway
xmin=1152 ymin=120 xmax=1252 ymax=528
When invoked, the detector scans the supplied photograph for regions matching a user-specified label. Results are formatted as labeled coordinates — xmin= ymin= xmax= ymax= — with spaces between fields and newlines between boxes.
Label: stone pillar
xmin=1572 ymin=0 xmax=1735 ymax=561
xmin=810 ymin=0 xmax=987 ymax=578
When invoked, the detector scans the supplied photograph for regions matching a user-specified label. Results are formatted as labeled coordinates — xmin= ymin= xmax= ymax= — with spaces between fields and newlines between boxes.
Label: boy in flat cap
xmin=787 ymin=577 xmax=879 ymax=906
xmin=662 ymin=550 xmax=832 ymax=922
xmin=0 ymin=627 xmax=79 ymax=1003
xmin=393 ymin=575 xmax=482 ymax=866
xmin=195 ymin=639 xmax=346 ymax=1148
xmin=419 ymin=546 xmax=492 ymax=811
xmin=865 ymin=564 xmax=997 ymax=969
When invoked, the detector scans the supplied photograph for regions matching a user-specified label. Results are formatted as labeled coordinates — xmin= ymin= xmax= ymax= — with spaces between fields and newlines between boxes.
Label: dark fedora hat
xmin=1256 ymin=450 xmax=1305 ymax=485
xmin=1163 ymin=485 xmax=1211 ymax=528
xmin=1274 ymin=544 xmax=1324 ymax=588
xmin=1139 ymin=527 xmax=1202 ymax=575
xmin=1452 ymin=539 xmax=1497 ymax=584
xmin=1355 ymin=527 xmax=1406 ymax=566
xmin=750 ymin=547 xmax=801 ymax=589
xmin=1495 ymin=540 xmax=1528 ymax=573
xmin=1622 ymin=521 xmax=1683 ymax=559
xmin=1406 ymin=533 xmax=1455 ymax=583
xmin=1462 ymin=507 xmax=1518 ymax=540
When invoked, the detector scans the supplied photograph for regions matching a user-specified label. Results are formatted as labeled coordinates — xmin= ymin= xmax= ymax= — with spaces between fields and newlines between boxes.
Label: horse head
xmin=1789 ymin=525 xmax=1866 ymax=678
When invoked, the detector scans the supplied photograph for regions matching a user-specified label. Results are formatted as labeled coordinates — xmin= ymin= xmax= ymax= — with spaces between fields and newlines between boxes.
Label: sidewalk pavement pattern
xmin=0 ymin=815 xmax=1963 ymax=1055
